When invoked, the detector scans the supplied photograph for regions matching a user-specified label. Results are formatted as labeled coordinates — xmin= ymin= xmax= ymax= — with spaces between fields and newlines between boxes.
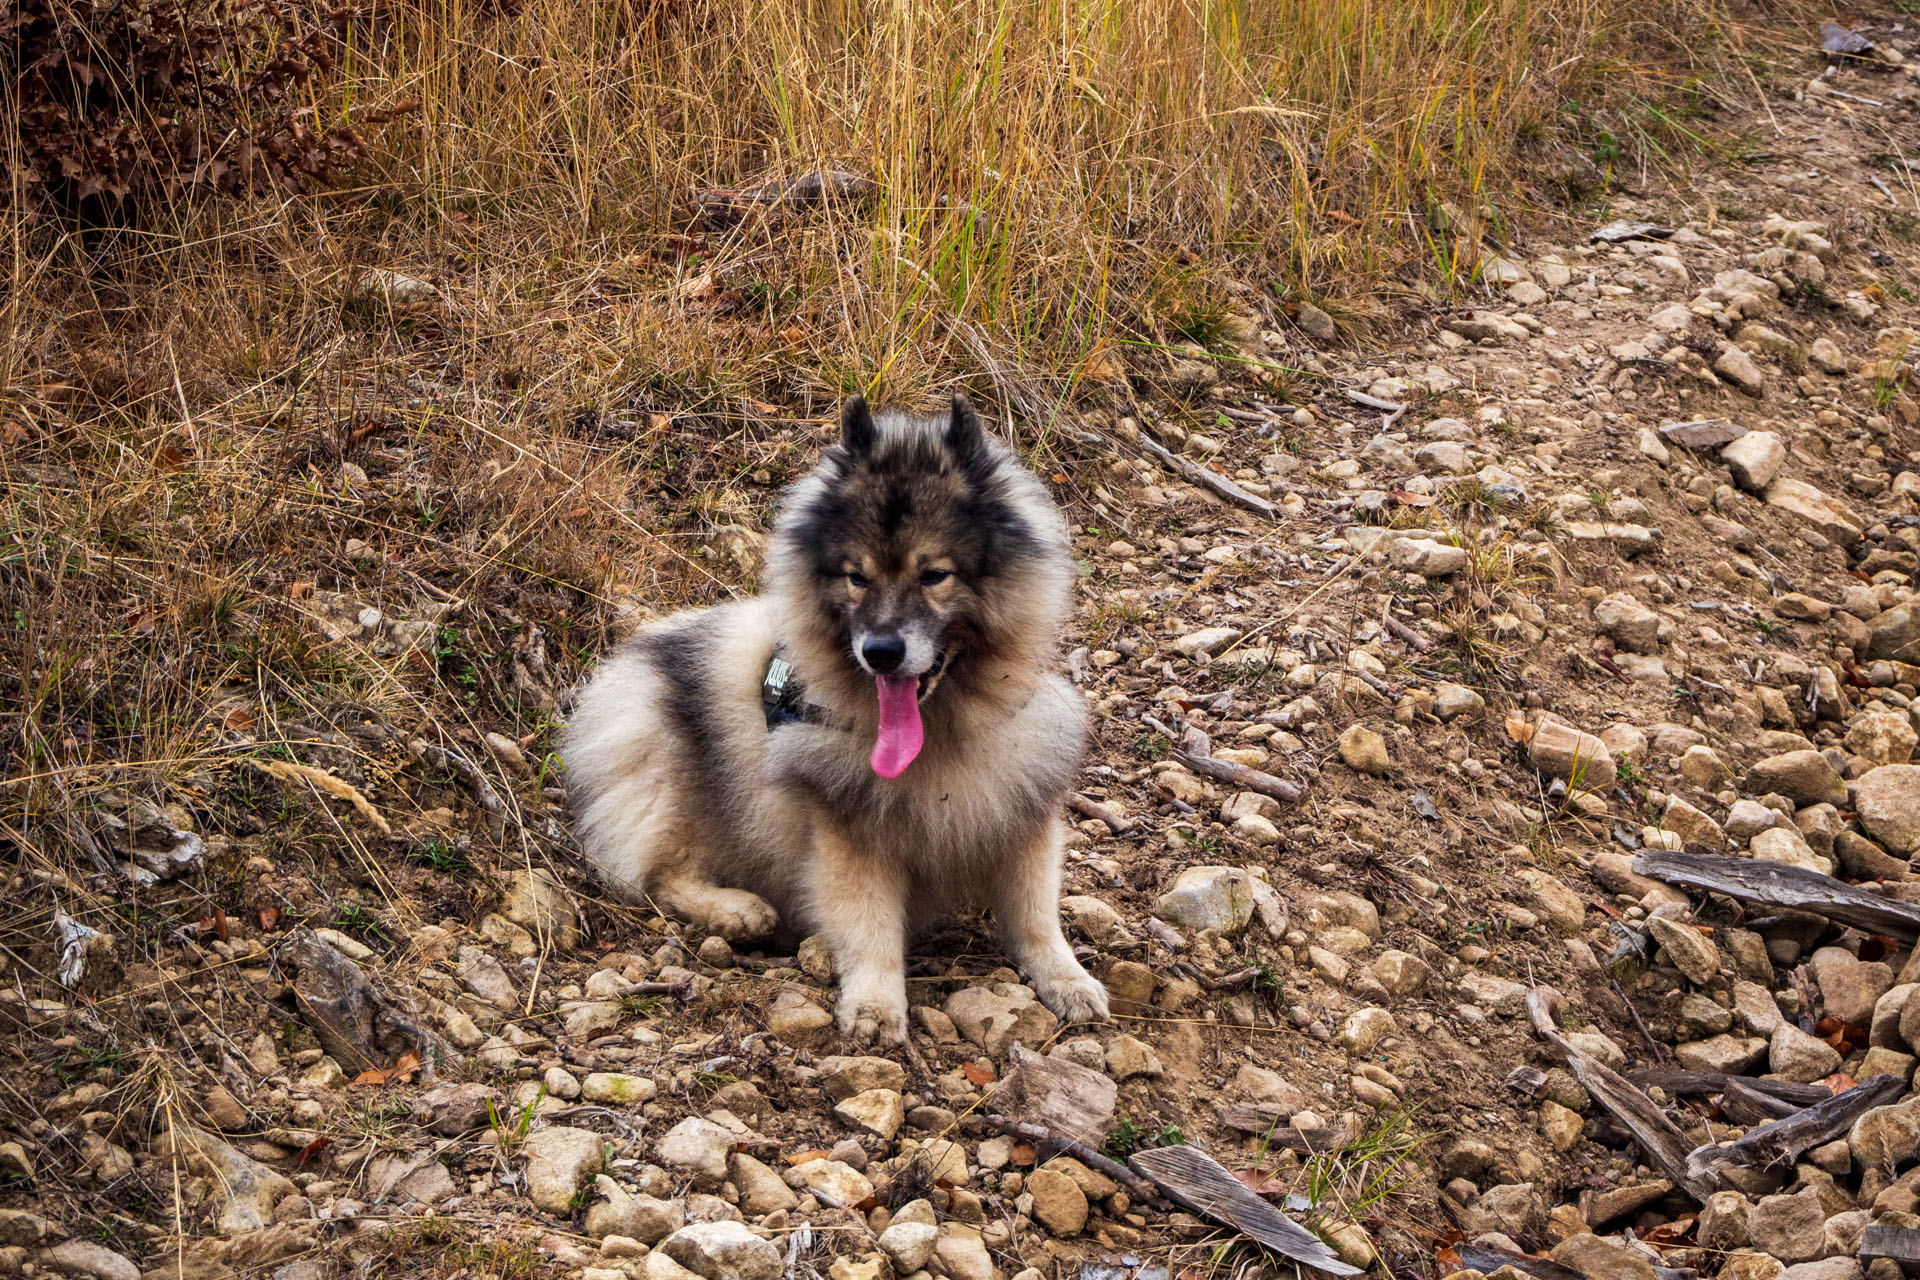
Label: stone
xmin=1529 ymin=719 xmax=1616 ymax=784
xmin=1855 ymin=765 xmax=1920 ymax=854
xmin=1848 ymin=713 xmax=1918 ymax=766
xmin=1811 ymin=338 xmax=1848 ymax=373
xmin=1434 ymin=683 xmax=1486 ymax=721
xmin=656 ymin=1222 xmax=782 ymax=1280
xmin=582 ymin=1073 xmax=656 ymax=1106
xmin=1648 ymin=916 xmax=1720 ymax=984
xmin=1853 ymin=1096 xmax=1920 ymax=1166
xmin=1338 ymin=725 xmax=1391 ymax=775
xmin=815 ymin=1056 xmax=907 ymax=1101
xmin=1661 ymin=418 xmax=1746 ymax=449
xmin=1026 ymin=1168 xmax=1089 ymax=1235
xmin=1676 ymin=1034 xmax=1767 ymax=1074
xmin=1297 ymin=302 xmax=1338 ymax=344
xmin=1677 ymin=745 xmax=1731 ymax=789
xmin=1751 ymin=825 xmax=1827 ymax=872
xmin=1593 ymin=594 xmax=1662 ymax=653
xmin=657 ymin=1118 xmax=735 ymax=1182
xmin=1539 ymin=1101 xmax=1584 ymax=1152
xmin=1517 ymin=869 xmax=1586 ymax=933
xmin=1734 ymin=981 xmax=1785 ymax=1037
xmin=932 ymin=1226 xmax=995 ymax=1280
xmin=1388 ymin=537 xmax=1469 ymax=576
xmin=152 ymin=1125 xmax=296 ymax=1234
xmin=945 ymin=984 xmax=1059 ymax=1056
xmin=1105 ymin=1034 xmax=1163 ymax=1079
xmin=1459 ymin=1182 xmax=1546 ymax=1238
xmin=1373 ymin=950 xmax=1432 ymax=996
xmin=878 ymin=1215 xmax=937 ymax=1274
xmin=1770 ymin=1023 xmax=1842 ymax=1083
xmin=455 ymin=945 xmax=519 ymax=1009
xmin=787 ymin=1159 xmax=873 ymax=1208
xmin=1698 ymin=1191 xmax=1753 ymax=1249
xmin=1175 ymin=626 xmax=1242 ymax=658
xmin=1722 ymin=432 xmax=1787 ymax=492
xmin=1155 ymin=866 xmax=1265 ymax=935
xmin=584 ymin=1177 xmax=685 ymax=1243
xmin=1714 ymin=345 xmax=1767 ymax=395
xmin=1766 ymin=477 xmax=1864 ymax=545
xmin=1748 ymin=1187 xmax=1827 ymax=1264
xmin=38 ymin=1244 xmax=140 ymax=1280
xmin=522 ymin=1126 xmax=605 ymax=1214
xmin=729 ymin=1153 xmax=799 ymax=1216
xmin=0 ymin=1211 xmax=53 ymax=1247
xmin=1746 ymin=750 xmax=1847 ymax=807
xmin=1551 ymin=1235 xmax=1656 ymax=1280
xmin=1340 ymin=1007 xmax=1398 ymax=1053
xmin=764 ymin=993 xmax=833 ymax=1048
xmin=833 ymin=1089 xmax=904 ymax=1140
xmin=504 ymin=867 xmax=581 ymax=952
xmin=1811 ymin=947 xmax=1893 ymax=1026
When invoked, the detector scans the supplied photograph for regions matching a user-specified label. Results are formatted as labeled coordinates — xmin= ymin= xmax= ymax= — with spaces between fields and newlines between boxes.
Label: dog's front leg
xmin=810 ymin=820 xmax=909 ymax=1046
xmin=995 ymin=818 xmax=1111 ymax=1025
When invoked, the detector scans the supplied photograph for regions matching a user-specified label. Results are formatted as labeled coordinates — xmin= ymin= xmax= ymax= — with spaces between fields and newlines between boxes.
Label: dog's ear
xmin=841 ymin=396 xmax=876 ymax=456
xmin=946 ymin=394 xmax=983 ymax=461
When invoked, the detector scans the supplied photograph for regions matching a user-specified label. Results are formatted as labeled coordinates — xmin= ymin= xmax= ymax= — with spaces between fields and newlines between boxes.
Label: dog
xmin=562 ymin=395 xmax=1110 ymax=1044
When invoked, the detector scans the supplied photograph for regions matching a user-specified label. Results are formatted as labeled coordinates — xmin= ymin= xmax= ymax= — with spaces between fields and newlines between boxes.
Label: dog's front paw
xmin=1036 ymin=972 xmax=1111 ymax=1025
xmin=704 ymin=889 xmax=779 ymax=943
xmin=837 ymin=993 xmax=908 ymax=1047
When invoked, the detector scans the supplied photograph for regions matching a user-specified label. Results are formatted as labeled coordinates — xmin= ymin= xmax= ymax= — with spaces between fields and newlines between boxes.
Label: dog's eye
xmin=846 ymin=571 xmax=869 ymax=589
xmin=918 ymin=569 xmax=951 ymax=587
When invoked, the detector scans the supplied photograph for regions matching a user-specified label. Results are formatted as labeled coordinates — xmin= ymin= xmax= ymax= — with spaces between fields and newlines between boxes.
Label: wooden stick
xmin=1068 ymin=793 xmax=1135 ymax=834
xmin=1136 ymin=433 xmax=1280 ymax=519
xmin=1173 ymin=750 xmax=1304 ymax=804
xmin=977 ymin=1114 xmax=1161 ymax=1203
xmin=1688 ymin=1073 xmax=1903 ymax=1186
xmin=1635 ymin=851 xmax=1920 ymax=940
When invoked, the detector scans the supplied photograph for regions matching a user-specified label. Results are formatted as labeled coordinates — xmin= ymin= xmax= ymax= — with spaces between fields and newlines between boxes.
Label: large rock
xmin=657 ymin=1118 xmax=736 ymax=1182
xmin=521 ymin=1126 xmax=605 ymax=1214
xmin=833 ymin=1089 xmax=904 ymax=1140
xmin=878 ymin=1201 xmax=938 ymax=1272
xmin=1388 ymin=537 xmax=1468 ymax=577
xmin=657 ymin=1222 xmax=782 ymax=1280
xmin=1766 ymin=477 xmax=1863 ymax=545
xmin=945 ymin=984 xmax=1059 ymax=1056
xmin=582 ymin=1073 xmax=657 ymax=1106
xmin=1154 ymin=866 xmax=1283 ymax=936
xmin=1848 ymin=713 xmax=1918 ymax=767
xmin=1810 ymin=947 xmax=1893 ymax=1026
xmin=1770 ymin=1023 xmax=1842 ymax=1083
xmin=1593 ymin=594 xmax=1662 ymax=653
xmin=153 ymin=1125 xmax=296 ymax=1234
xmin=1722 ymin=432 xmax=1786 ymax=492
xmin=38 ymin=1244 xmax=140 ymax=1280
xmin=1748 ymin=1186 xmax=1827 ymax=1264
xmin=583 ymin=1177 xmax=684 ymax=1243
xmin=1552 ymin=1235 xmax=1656 ymax=1280
xmin=1852 ymin=1095 xmax=1920 ymax=1166
xmin=1855 ymin=765 xmax=1920 ymax=854
xmin=787 ymin=1159 xmax=874 ymax=1209
xmin=1676 ymin=1034 xmax=1767 ymax=1074
xmin=1529 ymin=719 xmax=1616 ymax=784
xmin=729 ymin=1153 xmax=799 ymax=1216
xmin=1648 ymin=916 xmax=1720 ymax=984
xmin=1026 ymin=1167 xmax=1089 ymax=1235
xmin=1746 ymin=750 xmax=1846 ymax=807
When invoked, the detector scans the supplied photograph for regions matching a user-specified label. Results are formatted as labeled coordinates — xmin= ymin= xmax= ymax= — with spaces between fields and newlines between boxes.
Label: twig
xmin=1610 ymin=979 xmax=1667 ymax=1064
xmin=1342 ymin=387 xmax=1407 ymax=429
xmin=1381 ymin=612 xmax=1432 ymax=652
xmin=1135 ymin=433 xmax=1279 ymax=519
xmin=1068 ymin=793 xmax=1135 ymax=834
xmin=978 ymin=1114 xmax=1163 ymax=1203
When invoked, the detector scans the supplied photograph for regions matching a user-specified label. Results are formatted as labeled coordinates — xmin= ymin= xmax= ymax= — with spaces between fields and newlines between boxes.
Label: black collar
xmin=762 ymin=647 xmax=831 ymax=730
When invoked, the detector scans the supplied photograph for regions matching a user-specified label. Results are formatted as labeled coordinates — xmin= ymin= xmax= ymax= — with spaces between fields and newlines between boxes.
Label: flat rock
xmin=1660 ymin=418 xmax=1746 ymax=448
xmin=522 ymin=1125 xmax=606 ymax=1214
xmin=657 ymin=1117 xmax=735 ymax=1182
xmin=1723 ymin=431 xmax=1786 ymax=492
xmin=945 ymin=983 xmax=1059 ymax=1056
xmin=1747 ymin=750 xmax=1847 ymax=807
xmin=1855 ymin=765 xmax=1920 ymax=854
xmin=1766 ymin=477 xmax=1863 ymax=545
xmin=657 ymin=1222 xmax=781 ymax=1280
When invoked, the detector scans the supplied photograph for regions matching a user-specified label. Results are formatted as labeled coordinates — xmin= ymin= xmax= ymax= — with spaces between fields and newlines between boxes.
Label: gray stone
xmin=1594 ymin=594 xmax=1662 ymax=653
xmin=1722 ymin=432 xmax=1786 ymax=492
xmin=38 ymin=1244 xmax=140 ymax=1280
xmin=1855 ymin=765 xmax=1920 ymax=854
xmin=1748 ymin=1186 xmax=1826 ymax=1264
xmin=523 ymin=1125 xmax=606 ymax=1214
xmin=657 ymin=1222 xmax=782 ymax=1280
xmin=1648 ymin=916 xmax=1720 ymax=984
xmin=657 ymin=1118 xmax=735 ymax=1182
xmin=1770 ymin=1022 xmax=1842 ymax=1083
xmin=1660 ymin=418 xmax=1746 ymax=449
xmin=1388 ymin=537 xmax=1468 ymax=576
xmin=945 ymin=983 xmax=1059 ymax=1056
xmin=1746 ymin=750 xmax=1847 ymax=807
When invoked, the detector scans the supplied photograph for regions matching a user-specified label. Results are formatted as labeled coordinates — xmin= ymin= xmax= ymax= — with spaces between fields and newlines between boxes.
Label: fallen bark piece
xmin=1128 ymin=1144 xmax=1363 ymax=1274
xmin=693 ymin=169 xmax=878 ymax=227
xmin=994 ymin=1046 xmax=1117 ymax=1145
xmin=1528 ymin=987 xmax=1717 ymax=1202
xmin=1137 ymin=432 xmax=1280 ymax=520
xmin=1720 ymin=1079 xmax=1803 ymax=1124
xmin=1625 ymin=1069 xmax=1830 ymax=1107
xmin=1689 ymin=1074 xmax=1901 ymax=1186
xmin=1859 ymin=1223 xmax=1920 ymax=1267
xmin=1635 ymin=851 xmax=1920 ymax=940
xmin=1458 ymin=1245 xmax=1585 ymax=1280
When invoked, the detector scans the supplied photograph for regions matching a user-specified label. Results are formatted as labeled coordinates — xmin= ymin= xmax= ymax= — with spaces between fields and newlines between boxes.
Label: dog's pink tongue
xmin=871 ymin=675 xmax=923 ymax=778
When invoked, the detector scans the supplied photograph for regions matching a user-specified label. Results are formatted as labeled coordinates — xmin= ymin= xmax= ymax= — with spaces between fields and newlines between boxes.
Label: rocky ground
xmin=14 ymin=14 xmax=1920 ymax=1280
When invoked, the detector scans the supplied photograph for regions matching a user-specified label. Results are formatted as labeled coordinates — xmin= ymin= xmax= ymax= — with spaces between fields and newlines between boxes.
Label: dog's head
xmin=767 ymin=394 xmax=1072 ymax=776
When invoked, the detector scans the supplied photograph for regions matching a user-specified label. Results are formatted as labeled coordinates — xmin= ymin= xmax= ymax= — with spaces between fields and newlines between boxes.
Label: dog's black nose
xmin=862 ymin=634 xmax=906 ymax=674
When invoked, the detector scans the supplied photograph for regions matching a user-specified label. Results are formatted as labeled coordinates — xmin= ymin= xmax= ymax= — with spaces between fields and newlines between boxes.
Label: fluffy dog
xmin=563 ymin=395 xmax=1109 ymax=1043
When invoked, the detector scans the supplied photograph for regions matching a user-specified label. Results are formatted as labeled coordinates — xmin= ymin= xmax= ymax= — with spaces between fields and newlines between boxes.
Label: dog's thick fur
xmin=563 ymin=396 xmax=1109 ymax=1044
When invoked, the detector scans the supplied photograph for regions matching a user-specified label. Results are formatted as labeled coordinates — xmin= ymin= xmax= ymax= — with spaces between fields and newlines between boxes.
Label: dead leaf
xmin=222 ymin=707 xmax=256 ymax=733
xmin=258 ymin=907 xmax=281 ymax=931
xmin=295 ymin=1136 xmax=333 ymax=1169
xmin=1504 ymin=710 xmax=1534 ymax=745
xmin=785 ymin=1149 xmax=830 ymax=1166
xmin=1009 ymin=1142 xmax=1036 ymax=1167
xmin=350 ymin=1049 xmax=421 ymax=1087
xmin=962 ymin=1061 xmax=997 ymax=1086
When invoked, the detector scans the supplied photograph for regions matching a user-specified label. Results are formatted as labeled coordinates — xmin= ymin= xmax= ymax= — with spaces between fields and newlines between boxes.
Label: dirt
xmin=8 ymin=15 xmax=1920 ymax=1280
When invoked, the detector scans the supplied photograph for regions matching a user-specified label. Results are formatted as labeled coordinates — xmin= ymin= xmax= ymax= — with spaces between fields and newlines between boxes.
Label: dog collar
xmin=762 ymin=647 xmax=831 ymax=730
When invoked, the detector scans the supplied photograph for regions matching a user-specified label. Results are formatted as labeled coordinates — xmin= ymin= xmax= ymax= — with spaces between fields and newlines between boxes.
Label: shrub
xmin=1 ymin=0 xmax=403 ymax=208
